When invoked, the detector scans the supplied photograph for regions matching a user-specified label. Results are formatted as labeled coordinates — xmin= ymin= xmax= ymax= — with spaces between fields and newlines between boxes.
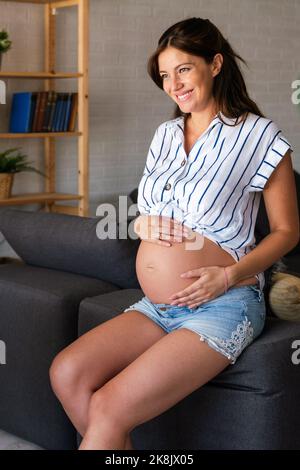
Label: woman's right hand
xmin=134 ymin=215 xmax=191 ymax=247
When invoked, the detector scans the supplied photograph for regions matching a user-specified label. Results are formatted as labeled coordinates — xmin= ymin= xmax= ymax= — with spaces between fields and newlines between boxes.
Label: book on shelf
xmin=42 ymin=91 xmax=54 ymax=132
xmin=68 ymin=92 xmax=78 ymax=132
xmin=47 ymin=91 xmax=57 ymax=132
xmin=63 ymin=93 xmax=73 ymax=132
xmin=9 ymin=92 xmax=32 ymax=133
xmin=9 ymin=91 xmax=79 ymax=133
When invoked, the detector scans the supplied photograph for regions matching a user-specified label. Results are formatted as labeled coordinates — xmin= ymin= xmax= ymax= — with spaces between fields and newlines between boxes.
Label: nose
xmin=169 ymin=75 xmax=184 ymax=94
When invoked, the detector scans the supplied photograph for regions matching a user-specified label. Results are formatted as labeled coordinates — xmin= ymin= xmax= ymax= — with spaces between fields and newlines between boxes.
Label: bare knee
xmin=87 ymin=389 xmax=129 ymax=433
xmin=88 ymin=391 xmax=117 ymax=424
xmin=49 ymin=350 xmax=81 ymax=399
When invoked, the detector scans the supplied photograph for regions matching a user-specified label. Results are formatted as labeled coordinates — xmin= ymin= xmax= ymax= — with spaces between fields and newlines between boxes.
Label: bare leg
xmin=57 ymin=388 xmax=134 ymax=449
xmin=49 ymin=310 xmax=167 ymax=450
xmin=79 ymin=328 xmax=231 ymax=450
xmin=79 ymin=415 xmax=127 ymax=450
xmin=125 ymin=434 xmax=134 ymax=450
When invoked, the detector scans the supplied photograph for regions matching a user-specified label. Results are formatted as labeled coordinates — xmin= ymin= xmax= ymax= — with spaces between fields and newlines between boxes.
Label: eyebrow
xmin=158 ymin=62 xmax=195 ymax=74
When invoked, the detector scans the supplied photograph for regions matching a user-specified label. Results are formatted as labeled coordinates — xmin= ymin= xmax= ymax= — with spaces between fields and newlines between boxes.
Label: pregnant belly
xmin=136 ymin=232 xmax=257 ymax=304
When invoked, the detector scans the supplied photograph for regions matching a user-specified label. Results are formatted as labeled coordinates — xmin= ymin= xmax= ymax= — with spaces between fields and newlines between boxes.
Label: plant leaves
xmin=0 ymin=148 xmax=47 ymax=177
xmin=0 ymin=30 xmax=12 ymax=52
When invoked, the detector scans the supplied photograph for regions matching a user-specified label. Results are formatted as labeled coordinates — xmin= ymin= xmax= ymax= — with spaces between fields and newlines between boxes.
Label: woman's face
xmin=158 ymin=46 xmax=222 ymax=114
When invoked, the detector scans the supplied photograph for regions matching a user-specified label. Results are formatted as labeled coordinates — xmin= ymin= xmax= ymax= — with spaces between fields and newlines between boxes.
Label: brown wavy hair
xmin=147 ymin=17 xmax=265 ymax=126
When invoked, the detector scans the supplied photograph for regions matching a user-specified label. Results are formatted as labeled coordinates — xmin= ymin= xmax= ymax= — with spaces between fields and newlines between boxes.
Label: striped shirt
xmin=137 ymin=111 xmax=293 ymax=293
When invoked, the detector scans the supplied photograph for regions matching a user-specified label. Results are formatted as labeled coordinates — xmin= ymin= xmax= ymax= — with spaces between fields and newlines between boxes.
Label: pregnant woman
xmin=49 ymin=18 xmax=299 ymax=450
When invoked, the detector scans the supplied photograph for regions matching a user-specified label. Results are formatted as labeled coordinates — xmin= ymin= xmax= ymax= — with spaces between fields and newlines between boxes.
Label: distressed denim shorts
xmin=124 ymin=284 xmax=266 ymax=364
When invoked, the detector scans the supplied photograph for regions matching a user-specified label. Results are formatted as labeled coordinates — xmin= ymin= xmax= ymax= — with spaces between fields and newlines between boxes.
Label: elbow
xmin=271 ymin=227 xmax=300 ymax=252
xmin=285 ymin=228 xmax=300 ymax=251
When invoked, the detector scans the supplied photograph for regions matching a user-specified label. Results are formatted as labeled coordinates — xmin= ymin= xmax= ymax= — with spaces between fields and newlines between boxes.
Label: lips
xmin=176 ymin=89 xmax=193 ymax=102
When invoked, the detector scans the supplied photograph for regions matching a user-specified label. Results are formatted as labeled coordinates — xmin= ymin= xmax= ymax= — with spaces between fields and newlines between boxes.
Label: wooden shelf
xmin=0 ymin=192 xmax=83 ymax=206
xmin=0 ymin=0 xmax=89 ymax=216
xmin=0 ymin=132 xmax=81 ymax=138
xmin=0 ymin=72 xmax=83 ymax=79
xmin=0 ymin=1 xmax=77 ymax=5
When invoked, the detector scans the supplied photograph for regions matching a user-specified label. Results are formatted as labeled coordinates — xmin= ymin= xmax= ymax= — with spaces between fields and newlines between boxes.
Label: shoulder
xmin=158 ymin=116 xmax=184 ymax=132
xmin=249 ymin=114 xmax=293 ymax=158
xmin=150 ymin=117 xmax=183 ymax=141
xmin=243 ymin=112 xmax=280 ymax=135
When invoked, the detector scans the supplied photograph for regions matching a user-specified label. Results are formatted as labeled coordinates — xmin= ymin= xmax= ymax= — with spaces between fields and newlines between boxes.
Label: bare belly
xmin=136 ymin=231 xmax=258 ymax=304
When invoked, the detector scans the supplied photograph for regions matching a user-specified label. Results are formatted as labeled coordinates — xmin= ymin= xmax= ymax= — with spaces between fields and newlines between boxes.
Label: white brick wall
xmin=0 ymin=0 xmax=299 ymax=256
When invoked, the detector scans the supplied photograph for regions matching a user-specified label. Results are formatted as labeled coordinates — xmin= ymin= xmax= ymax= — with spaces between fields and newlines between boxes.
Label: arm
xmin=226 ymin=150 xmax=300 ymax=287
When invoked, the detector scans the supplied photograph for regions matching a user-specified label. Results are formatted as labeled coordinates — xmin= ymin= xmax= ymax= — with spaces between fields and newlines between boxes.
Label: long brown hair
xmin=147 ymin=17 xmax=265 ymax=126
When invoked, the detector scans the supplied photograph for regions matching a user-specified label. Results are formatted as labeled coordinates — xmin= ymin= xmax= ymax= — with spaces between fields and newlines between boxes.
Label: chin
xmin=180 ymin=106 xmax=194 ymax=113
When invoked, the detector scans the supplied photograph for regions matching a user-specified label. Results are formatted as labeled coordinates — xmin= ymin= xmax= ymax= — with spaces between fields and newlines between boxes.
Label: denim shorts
xmin=124 ymin=285 xmax=266 ymax=364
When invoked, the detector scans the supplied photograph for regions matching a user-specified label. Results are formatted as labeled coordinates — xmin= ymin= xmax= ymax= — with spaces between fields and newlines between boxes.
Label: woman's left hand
xmin=168 ymin=266 xmax=227 ymax=308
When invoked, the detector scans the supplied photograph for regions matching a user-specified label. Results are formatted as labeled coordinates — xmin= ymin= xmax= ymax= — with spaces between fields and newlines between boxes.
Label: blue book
xmin=29 ymin=92 xmax=37 ymax=131
xmin=53 ymin=94 xmax=63 ymax=132
xmin=57 ymin=93 xmax=67 ymax=132
xmin=51 ymin=94 xmax=60 ymax=132
xmin=63 ymin=93 xmax=72 ymax=131
xmin=9 ymin=92 xmax=33 ymax=133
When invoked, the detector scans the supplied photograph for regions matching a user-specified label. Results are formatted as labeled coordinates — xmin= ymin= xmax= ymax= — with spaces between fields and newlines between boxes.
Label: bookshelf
xmin=0 ymin=0 xmax=89 ymax=216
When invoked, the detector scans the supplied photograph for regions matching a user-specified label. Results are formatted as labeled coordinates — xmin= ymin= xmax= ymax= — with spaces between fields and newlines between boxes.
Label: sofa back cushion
xmin=0 ymin=209 xmax=140 ymax=289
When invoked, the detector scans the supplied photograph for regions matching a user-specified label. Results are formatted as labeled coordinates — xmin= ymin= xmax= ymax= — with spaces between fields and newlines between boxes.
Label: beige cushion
xmin=269 ymin=272 xmax=300 ymax=321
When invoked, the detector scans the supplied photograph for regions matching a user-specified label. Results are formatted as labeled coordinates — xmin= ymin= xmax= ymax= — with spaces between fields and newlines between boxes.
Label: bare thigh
xmin=54 ymin=310 xmax=167 ymax=391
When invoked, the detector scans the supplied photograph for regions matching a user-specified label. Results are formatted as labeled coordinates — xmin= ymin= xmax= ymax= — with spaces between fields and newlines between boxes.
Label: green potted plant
xmin=0 ymin=147 xmax=47 ymax=199
xmin=0 ymin=29 xmax=12 ymax=69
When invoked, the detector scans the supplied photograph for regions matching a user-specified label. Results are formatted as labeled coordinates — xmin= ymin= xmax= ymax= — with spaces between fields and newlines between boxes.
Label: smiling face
xmin=158 ymin=46 xmax=223 ymax=114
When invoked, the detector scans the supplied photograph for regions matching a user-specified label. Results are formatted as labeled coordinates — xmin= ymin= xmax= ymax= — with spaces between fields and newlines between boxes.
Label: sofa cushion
xmin=173 ymin=317 xmax=300 ymax=450
xmin=78 ymin=288 xmax=143 ymax=335
xmin=0 ymin=263 xmax=118 ymax=450
xmin=0 ymin=208 xmax=141 ymax=289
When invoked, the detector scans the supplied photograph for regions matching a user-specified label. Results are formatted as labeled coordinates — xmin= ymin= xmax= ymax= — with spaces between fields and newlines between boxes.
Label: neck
xmin=186 ymin=104 xmax=220 ymax=133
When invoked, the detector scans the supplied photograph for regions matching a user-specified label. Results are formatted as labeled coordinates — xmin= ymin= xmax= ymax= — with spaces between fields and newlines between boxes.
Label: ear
xmin=211 ymin=53 xmax=223 ymax=77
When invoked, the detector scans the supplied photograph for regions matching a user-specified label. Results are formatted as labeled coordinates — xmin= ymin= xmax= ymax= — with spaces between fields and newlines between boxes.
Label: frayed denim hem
xmin=185 ymin=328 xmax=236 ymax=364
xmin=184 ymin=315 xmax=254 ymax=365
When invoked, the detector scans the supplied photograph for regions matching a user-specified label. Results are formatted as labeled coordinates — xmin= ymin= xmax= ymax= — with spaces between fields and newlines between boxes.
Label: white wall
xmin=0 ymin=0 xmax=299 ymax=255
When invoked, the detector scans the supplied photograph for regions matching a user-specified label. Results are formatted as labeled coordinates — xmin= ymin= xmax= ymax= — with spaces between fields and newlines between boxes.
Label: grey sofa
xmin=0 ymin=205 xmax=300 ymax=450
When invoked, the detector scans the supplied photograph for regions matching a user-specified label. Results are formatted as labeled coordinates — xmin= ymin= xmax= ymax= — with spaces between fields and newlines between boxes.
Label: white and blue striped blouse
xmin=137 ymin=111 xmax=293 ymax=293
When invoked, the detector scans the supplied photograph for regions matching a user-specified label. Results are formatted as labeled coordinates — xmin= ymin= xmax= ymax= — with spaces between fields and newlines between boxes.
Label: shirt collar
xmin=167 ymin=111 xmax=241 ymax=140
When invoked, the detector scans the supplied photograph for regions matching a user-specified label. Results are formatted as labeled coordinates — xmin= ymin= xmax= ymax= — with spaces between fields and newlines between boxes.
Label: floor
xmin=0 ymin=429 xmax=43 ymax=450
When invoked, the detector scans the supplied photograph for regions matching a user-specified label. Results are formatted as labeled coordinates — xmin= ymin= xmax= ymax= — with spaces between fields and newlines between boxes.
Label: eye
xmin=160 ymin=67 xmax=190 ymax=80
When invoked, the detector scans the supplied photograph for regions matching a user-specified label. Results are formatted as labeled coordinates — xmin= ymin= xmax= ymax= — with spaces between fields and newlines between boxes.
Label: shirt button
xmin=164 ymin=183 xmax=171 ymax=190
xmin=180 ymin=159 xmax=186 ymax=167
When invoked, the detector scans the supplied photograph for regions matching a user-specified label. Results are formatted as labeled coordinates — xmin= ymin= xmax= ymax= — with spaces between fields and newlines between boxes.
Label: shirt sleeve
xmin=249 ymin=123 xmax=293 ymax=192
